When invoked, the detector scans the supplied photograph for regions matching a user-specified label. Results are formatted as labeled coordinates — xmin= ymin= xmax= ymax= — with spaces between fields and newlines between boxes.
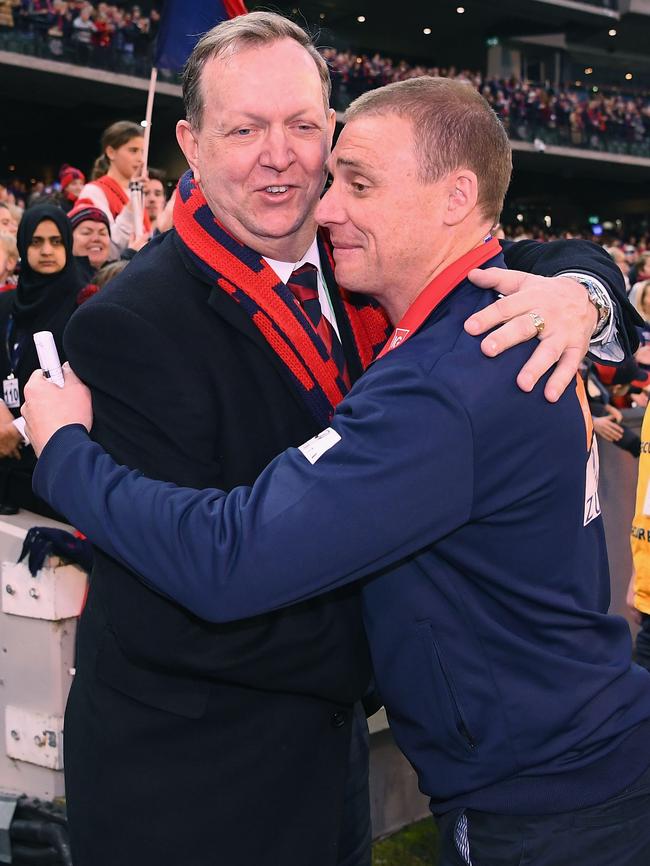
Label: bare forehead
xmin=77 ymin=221 xmax=108 ymax=230
xmin=31 ymin=220 xmax=62 ymax=239
xmin=201 ymin=39 xmax=324 ymax=107
xmin=332 ymin=115 xmax=416 ymax=171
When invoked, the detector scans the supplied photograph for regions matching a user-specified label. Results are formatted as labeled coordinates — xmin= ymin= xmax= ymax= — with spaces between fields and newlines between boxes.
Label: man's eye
xmin=351 ymin=182 xmax=368 ymax=193
xmin=235 ymin=128 xmax=253 ymax=136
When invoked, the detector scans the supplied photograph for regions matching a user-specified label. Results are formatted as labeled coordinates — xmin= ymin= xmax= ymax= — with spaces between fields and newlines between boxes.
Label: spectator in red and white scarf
xmin=76 ymin=119 xmax=150 ymax=258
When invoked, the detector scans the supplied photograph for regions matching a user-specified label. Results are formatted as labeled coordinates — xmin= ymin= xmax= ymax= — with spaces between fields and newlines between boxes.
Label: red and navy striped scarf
xmin=174 ymin=171 xmax=390 ymax=427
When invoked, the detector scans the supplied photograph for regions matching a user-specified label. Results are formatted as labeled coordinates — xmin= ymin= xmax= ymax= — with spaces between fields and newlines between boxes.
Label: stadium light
xmin=140 ymin=120 xmax=148 ymax=128
xmin=608 ymin=29 xmax=617 ymax=37
xmin=357 ymin=15 xmax=366 ymax=23
xmin=544 ymin=215 xmax=552 ymax=228
xmin=625 ymin=73 xmax=633 ymax=80
xmin=584 ymin=67 xmax=593 ymax=75
xmin=423 ymin=27 xmax=432 ymax=35
xmin=456 ymin=6 xmax=465 ymax=13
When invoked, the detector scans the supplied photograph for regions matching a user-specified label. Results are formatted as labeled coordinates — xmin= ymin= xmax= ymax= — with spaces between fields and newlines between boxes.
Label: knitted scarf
xmin=88 ymin=176 xmax=129 ymax=219
xmin=79 ymin=176 xmax=152 ymax=231
xmin=174 ymin=171 xmax=391 ymax=427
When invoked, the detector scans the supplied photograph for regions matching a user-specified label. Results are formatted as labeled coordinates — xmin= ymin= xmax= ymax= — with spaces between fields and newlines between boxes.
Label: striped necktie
xmin=287 ymin=263 xmax=351 ymax=391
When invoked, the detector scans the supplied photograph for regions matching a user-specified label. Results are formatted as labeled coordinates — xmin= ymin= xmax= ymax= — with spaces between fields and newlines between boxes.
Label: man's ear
xmin=176 ymin=120 xmax=200 ymax=182
xmin=444 ymin=170 xmax=479 ymax=226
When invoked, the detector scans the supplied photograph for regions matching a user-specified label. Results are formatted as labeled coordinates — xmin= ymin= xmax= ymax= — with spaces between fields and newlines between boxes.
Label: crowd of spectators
xmin=0 ymin=0 xmax=160 ymax=75
xmin=2 ymin=3 xmax=650 ymax=154
xmin=325 ymin=50 xmax=650 ymax=156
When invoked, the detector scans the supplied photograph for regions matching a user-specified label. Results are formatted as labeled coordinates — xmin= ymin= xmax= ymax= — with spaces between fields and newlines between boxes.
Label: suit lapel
xmin=175 ymin=231 xmax=301 ymax=378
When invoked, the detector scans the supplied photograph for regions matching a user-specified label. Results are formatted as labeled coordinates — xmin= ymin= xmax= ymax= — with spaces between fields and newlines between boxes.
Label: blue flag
xmin=155 ymin=0 xmax=247 ymax=72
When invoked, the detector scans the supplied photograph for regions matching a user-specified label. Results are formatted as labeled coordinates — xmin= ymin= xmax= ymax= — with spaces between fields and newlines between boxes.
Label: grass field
xmin=371 ymin=818 xmax=440 ymax=866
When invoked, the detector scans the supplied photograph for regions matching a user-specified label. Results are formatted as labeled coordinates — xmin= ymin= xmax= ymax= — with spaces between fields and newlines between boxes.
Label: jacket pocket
xmin=417 ymin=621 xmax=478 ymax=754
xmin=95 ymin=627 xmax=211 ymax=719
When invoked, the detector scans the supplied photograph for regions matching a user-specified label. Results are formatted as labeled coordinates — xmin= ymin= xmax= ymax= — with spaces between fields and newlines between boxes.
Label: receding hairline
xmin=195 ymin=37 xmax=330 ymax=123
xmin=342 ymin=76 xmax=512 ymax=222
xmin=183 ymin=12 xmax=332 ymax=131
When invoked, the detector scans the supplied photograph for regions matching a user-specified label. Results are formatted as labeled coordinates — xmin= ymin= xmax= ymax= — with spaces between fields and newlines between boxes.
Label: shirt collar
xmin=263 ymin=236 xmax=322 ymax=286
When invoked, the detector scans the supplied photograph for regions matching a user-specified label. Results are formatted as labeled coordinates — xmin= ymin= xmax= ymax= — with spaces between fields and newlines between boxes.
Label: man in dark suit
xmin=51 ymin=12 xmax=638 ymax=866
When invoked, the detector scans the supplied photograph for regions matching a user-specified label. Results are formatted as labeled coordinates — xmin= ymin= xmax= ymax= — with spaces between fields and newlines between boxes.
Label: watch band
xmin=565 ymin=275 xmax=611 ymax=338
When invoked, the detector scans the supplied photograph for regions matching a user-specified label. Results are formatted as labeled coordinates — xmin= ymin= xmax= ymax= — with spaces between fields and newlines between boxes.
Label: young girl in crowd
xmin=76 ymin=120 xmax=150 ymax=257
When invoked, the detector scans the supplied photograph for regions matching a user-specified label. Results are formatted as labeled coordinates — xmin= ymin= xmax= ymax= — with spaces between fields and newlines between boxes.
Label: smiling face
xmin=27 ymin=219 xmax=66 ymax=275
xmin=316 ymin=114 xmax=452 ymax=318
xmin=73 ymin=219 xmax=110 ymax=269
xmin=176 ymin=39 xmax=336 ymax=261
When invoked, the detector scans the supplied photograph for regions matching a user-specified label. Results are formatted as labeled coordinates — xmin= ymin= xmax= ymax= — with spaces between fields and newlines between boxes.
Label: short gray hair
xmin=345 ymin=77 xmax=512 ymax=225
xmin=183 ymin=11 xmax=331 ymax=130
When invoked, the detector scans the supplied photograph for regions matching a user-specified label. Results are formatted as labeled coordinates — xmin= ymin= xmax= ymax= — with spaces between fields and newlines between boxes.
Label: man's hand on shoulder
xmin=22 ymin=364 xmax=93 ymax=457
xmin=465 ymin=269 xmax=597 ymax=403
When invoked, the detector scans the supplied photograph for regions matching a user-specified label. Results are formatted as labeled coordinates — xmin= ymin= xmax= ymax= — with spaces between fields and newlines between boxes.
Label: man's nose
xmin=260 ymin=127 xmax=295 ymax=172
xmin=315 ymin=182 xmax=344 ymax=227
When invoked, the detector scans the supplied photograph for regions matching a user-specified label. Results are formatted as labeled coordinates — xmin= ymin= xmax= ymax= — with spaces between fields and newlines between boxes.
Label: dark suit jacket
xmin=60 ymin=229 xmax=635 ymax=866
xmin=62 ymin=230 xmax=372 ymax=866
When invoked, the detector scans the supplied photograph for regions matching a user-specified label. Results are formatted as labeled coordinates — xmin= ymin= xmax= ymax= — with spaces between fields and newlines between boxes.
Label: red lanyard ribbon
xmin=376 ymin=237 xmax=501 ymax=361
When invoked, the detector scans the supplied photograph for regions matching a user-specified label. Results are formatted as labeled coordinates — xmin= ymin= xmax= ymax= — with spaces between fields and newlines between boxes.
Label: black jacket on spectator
xmin=0 ymin=205 xmax=82 ymax=516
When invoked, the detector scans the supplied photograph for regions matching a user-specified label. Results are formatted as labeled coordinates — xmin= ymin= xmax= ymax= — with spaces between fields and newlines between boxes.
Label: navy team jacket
xmin=34 ymin=252 xmax=650 ymax=815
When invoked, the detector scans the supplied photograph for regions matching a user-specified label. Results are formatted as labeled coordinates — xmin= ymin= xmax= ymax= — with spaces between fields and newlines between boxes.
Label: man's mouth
xmin=264 ymin=186 xmax=289 ymax=195
xmin=331 ymin=241 xmax=361 ymax=252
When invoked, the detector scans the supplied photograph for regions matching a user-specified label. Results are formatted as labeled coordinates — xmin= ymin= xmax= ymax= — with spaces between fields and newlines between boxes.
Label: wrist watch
xmin=567 ymin=275 xmax=611 ymax=338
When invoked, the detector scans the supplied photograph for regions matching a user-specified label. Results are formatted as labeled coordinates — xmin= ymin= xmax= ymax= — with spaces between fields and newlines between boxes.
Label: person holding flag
xmin=75 ymin=120 xmax=150 ymax=258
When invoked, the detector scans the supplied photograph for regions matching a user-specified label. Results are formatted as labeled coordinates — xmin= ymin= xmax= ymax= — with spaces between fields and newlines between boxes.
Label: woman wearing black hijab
xmin=0 ymin=204 xmax=83 ymax=516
